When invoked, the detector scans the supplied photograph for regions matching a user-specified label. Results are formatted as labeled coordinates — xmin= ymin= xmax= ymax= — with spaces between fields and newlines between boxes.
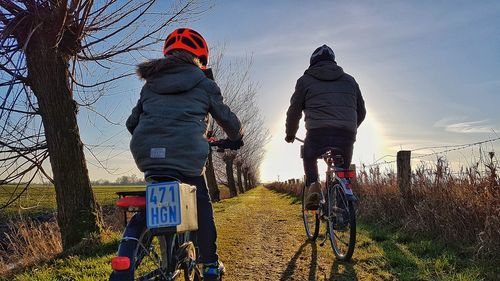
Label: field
xmin=0 ymin=185 xmax=144 ymax=220
xmin=0 ymin=184 xmax=231 ymax=220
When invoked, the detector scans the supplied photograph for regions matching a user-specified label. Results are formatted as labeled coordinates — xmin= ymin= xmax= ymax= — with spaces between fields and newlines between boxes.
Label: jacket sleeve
xmin=356 ymin=83 xmax=366 ymax=127
xmin=207 ymin=83 xmax=243 ymax=141
xmin=285 ymin=79 xmax=306 ymax=137
xmin=126 ymin=99 xmax=143 ymax=134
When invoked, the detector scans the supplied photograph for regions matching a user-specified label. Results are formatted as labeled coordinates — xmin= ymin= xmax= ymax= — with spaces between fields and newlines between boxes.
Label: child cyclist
xmin=126 ymin=28 xmax=243 ymax=280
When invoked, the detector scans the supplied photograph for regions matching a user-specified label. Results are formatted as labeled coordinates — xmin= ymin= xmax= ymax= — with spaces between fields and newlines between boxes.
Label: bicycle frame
xmin=323 ymin=154 xmax=356 ymax=202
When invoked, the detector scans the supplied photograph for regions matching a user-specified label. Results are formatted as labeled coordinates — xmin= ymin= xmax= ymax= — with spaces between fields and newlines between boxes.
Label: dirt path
xmin=214 ymin=186 xmax=394 ymax=281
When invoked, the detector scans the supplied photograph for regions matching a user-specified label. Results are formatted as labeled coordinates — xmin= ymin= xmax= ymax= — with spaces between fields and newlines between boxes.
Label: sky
xmin=75 ymin=0 xmax=500 ymax=183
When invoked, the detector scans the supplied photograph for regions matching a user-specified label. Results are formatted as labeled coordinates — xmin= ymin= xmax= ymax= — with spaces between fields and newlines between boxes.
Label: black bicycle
xmin=109 ymin=139 xmax=234 ymax=281
xmin=296 ymin=137 xmax=357 ymax=261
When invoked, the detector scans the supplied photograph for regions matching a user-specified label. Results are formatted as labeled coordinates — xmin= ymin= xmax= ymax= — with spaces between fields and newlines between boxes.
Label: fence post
xmin=397 ymin=150 xmax=411 ymax=197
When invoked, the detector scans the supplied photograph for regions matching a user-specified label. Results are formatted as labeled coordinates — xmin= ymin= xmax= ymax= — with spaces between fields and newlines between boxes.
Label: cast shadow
xmin=279 ymin=240 xmax=318 ymax=281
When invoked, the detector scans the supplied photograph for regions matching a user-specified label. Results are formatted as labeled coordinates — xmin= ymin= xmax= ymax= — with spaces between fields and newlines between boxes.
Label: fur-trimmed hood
xmin=136 ymin=58 xmax=205 ymax=94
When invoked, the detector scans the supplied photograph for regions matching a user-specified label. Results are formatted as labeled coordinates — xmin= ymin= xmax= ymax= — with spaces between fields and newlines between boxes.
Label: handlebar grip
xmin=208 ymin=139 xmax=243 ymax=150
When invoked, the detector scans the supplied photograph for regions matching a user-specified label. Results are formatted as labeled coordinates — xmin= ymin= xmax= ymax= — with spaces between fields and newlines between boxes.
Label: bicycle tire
xmin=136 ymin=229 xmax=174 ymax=280
xmin=326 ymin=183 xmax=356 ymax=261
xmin=302 ymin=184 xmax=320 ymax=240
xmin=177 ymin=233 xmax=202 ymax=281
xmin=110 ymin=212 xmax=175 ymax=281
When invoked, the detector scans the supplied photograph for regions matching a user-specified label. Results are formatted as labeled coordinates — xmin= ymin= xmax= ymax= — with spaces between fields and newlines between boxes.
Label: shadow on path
xmin=280 ymin=238 xmax=360 ymax=281
xmin=279 ymin=240 xmax=317 ymax=281
xmin=329 ymin=259 xmax=358 ymax=281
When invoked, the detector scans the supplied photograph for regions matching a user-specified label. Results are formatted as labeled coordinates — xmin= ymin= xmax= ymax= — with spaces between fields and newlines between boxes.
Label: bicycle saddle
xmin=144 ymin=170 xmax=182 ymax=183
xmin=320 ymin=147 xmax=345 ymax=166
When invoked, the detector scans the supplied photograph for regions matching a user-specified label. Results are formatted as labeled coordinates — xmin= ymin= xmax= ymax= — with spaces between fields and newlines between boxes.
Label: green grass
xmin=360 ymin=223 xmax=499 ymax=281
xmin=0 ymin=185 xmax=144 ymax=220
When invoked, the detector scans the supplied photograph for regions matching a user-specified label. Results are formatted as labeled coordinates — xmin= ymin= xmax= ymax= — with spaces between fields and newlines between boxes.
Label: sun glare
xmin=259 ymin=110 xmax=387 ymax=183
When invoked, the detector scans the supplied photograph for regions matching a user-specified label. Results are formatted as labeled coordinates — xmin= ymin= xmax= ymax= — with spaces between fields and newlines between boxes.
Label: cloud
xmin=434 ymin=118 xmax=497 ymax=134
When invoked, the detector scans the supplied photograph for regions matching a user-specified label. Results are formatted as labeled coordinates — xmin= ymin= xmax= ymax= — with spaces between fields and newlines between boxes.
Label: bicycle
xmin=109 ymin=139 xmax=234 ymax=281
xmin=296 ymin=137 xmax=357 ymax=261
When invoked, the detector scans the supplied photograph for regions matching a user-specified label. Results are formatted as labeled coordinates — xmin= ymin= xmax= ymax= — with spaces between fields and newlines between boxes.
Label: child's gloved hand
xmin=285 ymin=135 xmax=295 ymax=143
xmin=225 ymin=138 xmax=244 ymax=150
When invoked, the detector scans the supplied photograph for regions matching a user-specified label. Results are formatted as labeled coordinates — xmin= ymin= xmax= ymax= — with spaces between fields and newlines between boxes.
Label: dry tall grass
xmin=0 ymin=216 xmax=62 ymax=276
xmin=356 ymin=155 xmax=499 ymax=258
xmin=266 ymin=153 xmax=499 ymax=259
xmin=0 ymin=206 xmax=124 ymax=276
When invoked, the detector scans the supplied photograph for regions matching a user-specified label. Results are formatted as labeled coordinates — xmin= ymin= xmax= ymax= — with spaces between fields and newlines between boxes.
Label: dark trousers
xmin=178 ymin=174 xmax=218 ymax=264
xmin=303 ymin=130 xmax=354 ymax=186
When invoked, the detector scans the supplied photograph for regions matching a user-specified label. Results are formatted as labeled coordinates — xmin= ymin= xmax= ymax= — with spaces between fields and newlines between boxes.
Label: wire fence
xmin=363 ymin=136 xmax=500 ymax=168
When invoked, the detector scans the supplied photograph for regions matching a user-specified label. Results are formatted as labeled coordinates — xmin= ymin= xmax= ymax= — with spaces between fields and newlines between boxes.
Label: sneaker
xmin=203 ymin=261 xmax=225 ymax=281
xmin=305 ymin=182 xmax=322 ymax=210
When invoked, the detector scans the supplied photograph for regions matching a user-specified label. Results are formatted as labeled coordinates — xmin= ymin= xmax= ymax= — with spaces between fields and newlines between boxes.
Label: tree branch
xmin=81 ymin=0 xmax=155 ymax=49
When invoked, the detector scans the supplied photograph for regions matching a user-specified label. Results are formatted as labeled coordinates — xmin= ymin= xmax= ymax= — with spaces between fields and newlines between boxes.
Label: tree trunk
xmin=223 ymin=153 xmax=237 ymax=197
xmin=25 ymin=42 xmax=102 ymax=249
xmin=248 ymin=173 xmax=253 ymax=189
xmin=205 ymin=151 xmax=220 ymax=202
xmin=236 ymin=161 xmax=244 ymax=194
xmin=243 ymin=167 xmax=249 ymax=191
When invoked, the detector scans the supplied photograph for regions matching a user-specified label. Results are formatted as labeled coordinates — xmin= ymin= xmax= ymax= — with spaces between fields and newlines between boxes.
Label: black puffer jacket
xmin=126 ymin=58 xmax=243 ymax=176
xmin=285 ymin=61 xmax=366 ymax=139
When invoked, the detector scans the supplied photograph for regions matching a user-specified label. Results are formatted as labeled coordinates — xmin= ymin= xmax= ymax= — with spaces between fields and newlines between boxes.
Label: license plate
xmin=146 ymin=182 xmax=181 ymax=229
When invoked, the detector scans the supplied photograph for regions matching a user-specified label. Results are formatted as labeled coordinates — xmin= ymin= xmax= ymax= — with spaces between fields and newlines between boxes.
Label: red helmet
xmin=163 ymin=28 xmax=209 ymax=68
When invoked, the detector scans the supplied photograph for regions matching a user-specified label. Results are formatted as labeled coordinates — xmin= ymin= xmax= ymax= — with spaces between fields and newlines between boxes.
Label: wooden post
xmin=397 ymin=150 xmax=411 ymax=197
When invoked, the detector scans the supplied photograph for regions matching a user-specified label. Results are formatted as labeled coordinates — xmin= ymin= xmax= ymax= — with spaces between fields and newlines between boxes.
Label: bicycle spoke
xmin=137 ymin=269 xmax=161 ymax=281
xmin=135 ymin=233 xmax=170 ymax=281
xmin=333 ymin=231 xmax=350 ymax=246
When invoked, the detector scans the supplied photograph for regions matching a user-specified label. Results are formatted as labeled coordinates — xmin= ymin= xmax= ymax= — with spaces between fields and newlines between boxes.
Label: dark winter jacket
xmin=126 ymin=58 xmax=243 ymax=176
xmin=285 ymin=61 xmax=366 ymax=139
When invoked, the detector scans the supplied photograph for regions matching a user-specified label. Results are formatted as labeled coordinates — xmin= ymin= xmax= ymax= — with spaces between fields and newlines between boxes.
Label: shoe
xmin=203 ymin=261 xmax=225 ymax=281
xmin=305 ymin=182 xmax=322 ymax=210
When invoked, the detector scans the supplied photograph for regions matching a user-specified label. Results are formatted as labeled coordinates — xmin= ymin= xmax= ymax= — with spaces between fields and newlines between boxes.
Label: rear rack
xmin=116 ymin=191 xmax=145 ymax=197
xmin=116 ymin=191 xmax=146 ymax=227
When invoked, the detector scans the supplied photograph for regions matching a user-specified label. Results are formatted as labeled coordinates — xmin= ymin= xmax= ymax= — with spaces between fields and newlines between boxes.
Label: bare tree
xmin=207 ymin=48 xmax=269 ymax=196
xmin=0 ymin=0 xmax=205 ymax=249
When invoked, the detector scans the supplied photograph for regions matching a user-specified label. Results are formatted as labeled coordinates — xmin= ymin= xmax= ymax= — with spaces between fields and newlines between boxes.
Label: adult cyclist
xmin=285 ymin=44 xmax=366 ymax=210
xmin=126 ymin=28 xmax=243 ymax=281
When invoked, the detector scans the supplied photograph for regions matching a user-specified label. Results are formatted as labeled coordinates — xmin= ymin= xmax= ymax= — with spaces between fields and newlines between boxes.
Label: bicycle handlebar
xmin=295 ymin=137 xmax=305 ymax=143
xmin=208 ymin=138 xmax=243 ymax=151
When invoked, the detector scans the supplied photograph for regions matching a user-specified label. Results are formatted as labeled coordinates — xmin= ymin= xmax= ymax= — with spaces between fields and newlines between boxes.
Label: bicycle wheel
xmin=133 ymin=228 xmax=172 ymax=280
xmin=177 ymin=233 xmax=202 ymax=281
xmin=302 ymin=184 xmax=320 ymax=240
xmin=326 ymin=182 xmax=356 ymax=261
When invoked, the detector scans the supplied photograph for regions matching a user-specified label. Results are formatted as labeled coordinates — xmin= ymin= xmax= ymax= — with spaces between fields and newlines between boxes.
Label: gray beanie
xmin=310 ymin=44 xmax=335 ymax=66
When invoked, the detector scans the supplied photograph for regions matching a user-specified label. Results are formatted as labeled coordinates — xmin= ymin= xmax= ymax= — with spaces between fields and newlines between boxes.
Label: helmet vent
xmin=191 ymin=35 xmax=205 ymax=49
xmin=181 ymin=37 xmax=197 ymax=49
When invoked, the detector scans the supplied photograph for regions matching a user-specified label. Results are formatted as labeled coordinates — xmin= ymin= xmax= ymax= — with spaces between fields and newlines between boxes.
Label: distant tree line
xmin=91 ymin=174 xmax=146 ymax=186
